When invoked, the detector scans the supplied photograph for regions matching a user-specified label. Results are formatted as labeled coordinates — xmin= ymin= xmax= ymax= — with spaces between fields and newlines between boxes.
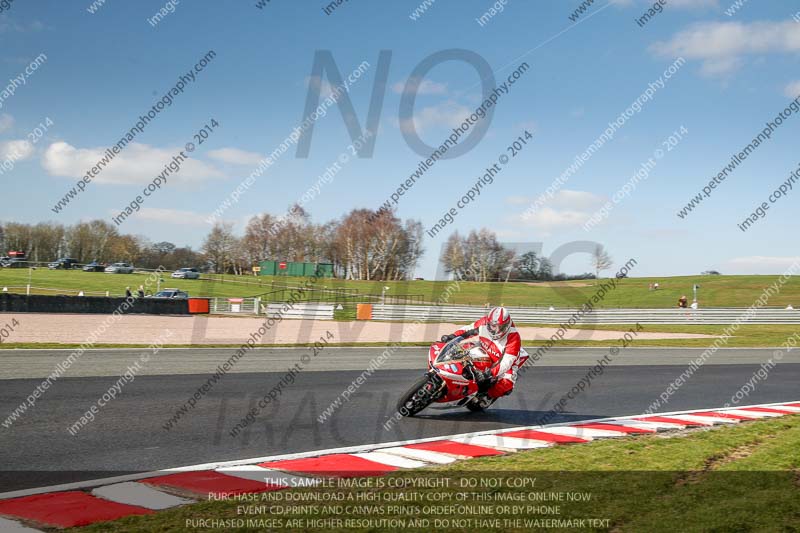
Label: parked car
xmin=48 ymin=258 xmax=79 ymax=270
xmin=171 ymin=267 xmax=200 ymax=279
xmin=4 ymin=258 xmax=28 ymax=268
xmin=0 ymin=257 xmax=10 ymax=267
xmin=105 ymin=262 xmax=134 ymax=274
xmin=83 ymin=261 xmax=106 ymax=272
xmin=149 ymin=289 xmax=189 ymax=299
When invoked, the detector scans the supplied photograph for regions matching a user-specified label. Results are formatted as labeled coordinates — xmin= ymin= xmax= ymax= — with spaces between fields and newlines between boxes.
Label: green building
xmin=257 ymin=260 xmax=334 ymax=277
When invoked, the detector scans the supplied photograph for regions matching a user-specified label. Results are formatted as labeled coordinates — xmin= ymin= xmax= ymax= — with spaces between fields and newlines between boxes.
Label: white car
xmin=171 ymin=267 xmax=200 ymax=279
xmin=149 ymin=289 xmax=189 ymax=299
xmin=105 ymin=262 xmax=134 ymax=274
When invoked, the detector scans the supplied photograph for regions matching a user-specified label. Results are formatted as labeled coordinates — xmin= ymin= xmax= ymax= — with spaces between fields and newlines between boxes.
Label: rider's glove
xmin=441 ymin=333 xmax=457 ymax=343
xmin=475 ymin=369 xmax=495 ymax=393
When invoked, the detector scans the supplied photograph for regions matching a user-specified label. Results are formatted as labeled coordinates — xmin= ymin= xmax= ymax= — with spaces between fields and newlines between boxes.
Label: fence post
xmin=254 ymin=297 xmax=261 ymax=315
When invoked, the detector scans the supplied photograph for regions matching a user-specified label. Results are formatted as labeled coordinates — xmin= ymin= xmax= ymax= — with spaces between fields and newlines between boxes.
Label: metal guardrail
xmin=370 ymin=305 xmax=800 ymax=324
xmin=210 ymin=297 xmax=259 ymax=314
xmin=208 ymin=298 xmax=335 ymax=319
xmin=264 ymin=303 xmax=334 ymax=320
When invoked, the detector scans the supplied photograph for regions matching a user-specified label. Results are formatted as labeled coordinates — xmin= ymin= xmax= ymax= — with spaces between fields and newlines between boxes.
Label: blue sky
xmin=1 ymin=0 xmax=799 ymax=278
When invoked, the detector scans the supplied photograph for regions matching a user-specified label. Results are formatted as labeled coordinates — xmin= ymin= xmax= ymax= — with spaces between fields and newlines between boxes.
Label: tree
xmin=331 ymin=208 xmax=423 ymax=280
xmin=592 ymin=245 xmax=613 ymax=279
xmin=441 ymin=232 xmax=466 ymax=278
xmin=515 ymin=251 xmax=540 ymax=280
xmin=537 ymin=257 xmax=553 ymax=280
xmin=202 ymin=222 xmax=239 ymax=273
xmin=441 ymin=229 xmax=514 ymax=281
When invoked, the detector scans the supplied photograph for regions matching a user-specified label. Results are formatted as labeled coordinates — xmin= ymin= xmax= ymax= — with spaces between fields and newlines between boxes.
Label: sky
xmin=1 ymin=0 xmax=799 ymax=279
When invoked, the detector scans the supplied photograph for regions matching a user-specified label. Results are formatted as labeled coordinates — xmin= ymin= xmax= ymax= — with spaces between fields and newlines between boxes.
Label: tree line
xmin=1 ymin=207 xmax=611 ymax=281
xmin=441 ymin=230 xmax=604 ymax=282
xmin=0 ymin=220 xmax=203 ymax=270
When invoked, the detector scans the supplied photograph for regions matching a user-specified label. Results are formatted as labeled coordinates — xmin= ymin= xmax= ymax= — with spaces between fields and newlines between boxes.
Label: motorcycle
xmin=396 ymin=336 xmax=499 ymax=416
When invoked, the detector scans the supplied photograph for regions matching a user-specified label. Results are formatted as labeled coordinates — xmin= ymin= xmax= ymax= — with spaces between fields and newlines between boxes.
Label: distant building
xmin=257 ymin=260 xmax=334 ymax=277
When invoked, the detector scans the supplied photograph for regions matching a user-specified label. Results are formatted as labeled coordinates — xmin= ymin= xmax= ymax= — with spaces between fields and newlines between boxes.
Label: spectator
xmin=125 ymin=287 xmax=132 ymax=298
xmin=137 ymin=285 xmax=145 ymax=298
xmin=678 ymin=295 xmax=688 ymax=308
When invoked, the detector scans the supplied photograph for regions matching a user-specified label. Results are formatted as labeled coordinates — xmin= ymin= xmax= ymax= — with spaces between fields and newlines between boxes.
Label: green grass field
xmin=71 ymin=415 xmax=800 ymax=532
xmin=1 ymin=270 xmax=798 ymax=309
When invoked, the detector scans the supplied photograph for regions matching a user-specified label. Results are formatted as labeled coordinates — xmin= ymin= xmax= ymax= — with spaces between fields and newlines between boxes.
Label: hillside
xmin=0 ymin=270 xmax=797 ymax=309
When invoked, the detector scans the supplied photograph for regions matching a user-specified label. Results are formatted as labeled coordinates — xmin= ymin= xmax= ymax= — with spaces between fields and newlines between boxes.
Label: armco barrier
xmin=263 ymin=303 xmax=334 ymax=319
xmin=0 ymin=293 xmax=189 ymax=315
xmin=370 ymin=304 xmax=800 ymax=325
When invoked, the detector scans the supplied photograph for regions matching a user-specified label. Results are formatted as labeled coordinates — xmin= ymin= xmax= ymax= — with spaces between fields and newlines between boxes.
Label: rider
xmin=440 ymin=306 xmax=526 ymax=407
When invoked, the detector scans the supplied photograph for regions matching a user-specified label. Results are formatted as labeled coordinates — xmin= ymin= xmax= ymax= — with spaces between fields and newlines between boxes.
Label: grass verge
xmin=70 ymin=415 xmax=800 ymax=532
xmin=2 ymin=322 xmax=798 ymax=349
xmin=3 ymin=270 xmax=800 ymax=308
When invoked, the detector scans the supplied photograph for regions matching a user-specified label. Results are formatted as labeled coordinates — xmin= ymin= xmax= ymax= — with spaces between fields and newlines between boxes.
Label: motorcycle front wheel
xmin=396 ymin=374 xmax=442 ymax=417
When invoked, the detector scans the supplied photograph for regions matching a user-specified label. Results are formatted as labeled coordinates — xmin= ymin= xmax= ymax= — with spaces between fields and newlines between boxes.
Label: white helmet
xmin=486 ymin=306 xmax=512 ymax=340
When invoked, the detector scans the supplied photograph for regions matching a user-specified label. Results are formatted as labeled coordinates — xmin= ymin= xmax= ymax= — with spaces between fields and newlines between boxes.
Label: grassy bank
xmin=71 ymin=415 xmax=800 ymax=532
xmin=525 ymin=323 xmax=800 ymax=347
xmin=2 ymin=270 xmax=800 ymax=309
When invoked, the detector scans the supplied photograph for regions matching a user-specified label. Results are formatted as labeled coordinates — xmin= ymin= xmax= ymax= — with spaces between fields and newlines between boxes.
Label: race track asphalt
xmin=1 ymin=347 xmax=798 ymax=492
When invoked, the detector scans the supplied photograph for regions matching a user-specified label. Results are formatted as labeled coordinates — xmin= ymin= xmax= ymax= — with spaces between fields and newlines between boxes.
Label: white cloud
xmin=0 ymin=113 xmax=13 ymax=133
xmin=305 ymin=75 xmax=346 ymax=100
xmin=548 ymin=189 xmax=606 ymax=211
xmin=724 ymin=256 xmax=800 ymax=274
xmin=0 ymin=139 xmax=33 ymax=161
xmin=133 ymin=207 xmax=209 ymax=226
xmin=0 ymin=16 xmax=45 ymax=34
xmin=42 ymin=141 xmax=224 ymax=185
xmin=784 ymin=80 xmax=800 ymax=99
xmin=207 ymin=147 xmax=263 ymax=166
xmin=651 ymin=21 xmax=800 ymax=77
xmin=509 ymin=190 xmax=606 ymax=236
xmin=399 ymin=100 xmax=472 ymax=133
xmin=392 ymin=77 xmax=448 ymax=95
xmin=505 ymin=195 xmax=531 ymax=205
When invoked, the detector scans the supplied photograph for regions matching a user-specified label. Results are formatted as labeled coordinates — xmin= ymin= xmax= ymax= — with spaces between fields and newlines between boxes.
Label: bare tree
xmin=442 ymin=232 xmax=466 ymax=279
xmin=592 ymin=244 xmax=613 ymax=279
xmin=202 ymin=222 xmax=239 ymax=273
xmin=442 ymin=229 xmax=514 ymax=281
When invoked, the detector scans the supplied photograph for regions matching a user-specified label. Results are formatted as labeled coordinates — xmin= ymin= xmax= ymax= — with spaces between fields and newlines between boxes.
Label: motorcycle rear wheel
xmin=396 ymin=374 xmax=441 ymax=417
